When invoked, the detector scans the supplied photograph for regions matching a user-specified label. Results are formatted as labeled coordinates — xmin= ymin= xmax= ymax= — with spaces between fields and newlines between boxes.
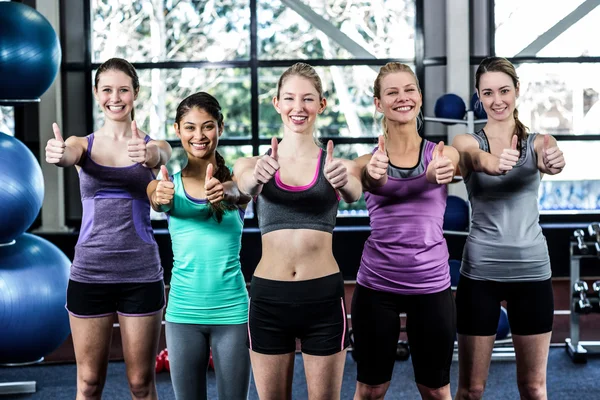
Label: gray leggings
xmin=165 ymin=321 xmax=250 ymax=400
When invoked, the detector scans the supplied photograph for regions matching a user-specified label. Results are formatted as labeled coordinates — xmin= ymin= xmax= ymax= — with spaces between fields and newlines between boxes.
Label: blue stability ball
xmin=470 ymin=92 xmax=487 ymax=119
xmin=434 ymin=93 xmax=467 ymax=122
xmin=443 ymin=195 xmax=470 ymax=232
xmin=0 ymin=2 xmax=62 ymax=101
xmin=497 ymin=306 xmax=510 ymax=340
xmin=449 ymin=259 xmax=461 ymax=287
xmin=0 ymin=132 xmax=44 ymax=243
xmin=0 ymin=233 xmax=71 ymax=364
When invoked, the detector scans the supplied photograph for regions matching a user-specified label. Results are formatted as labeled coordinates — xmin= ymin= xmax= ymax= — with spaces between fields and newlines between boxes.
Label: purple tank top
xmin=70 ymin=133 xmax=163 ymax=283
xmin=358 ymin=140 xmax=450 ymax=295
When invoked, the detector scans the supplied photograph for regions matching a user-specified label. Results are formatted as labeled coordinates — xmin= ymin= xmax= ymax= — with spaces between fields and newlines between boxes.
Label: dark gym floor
xmin=1 ymin=346 xmax=598 ymax=399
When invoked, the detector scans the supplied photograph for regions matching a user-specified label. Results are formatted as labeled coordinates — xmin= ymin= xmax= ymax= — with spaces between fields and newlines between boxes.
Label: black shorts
xmin=66 ymin=279 xmax=165 ymax=317
xmin=351 ymin=284 xmax=456 ymax=389
xmin=456 ymin=275 xmax=554 ymax=336
xmin=247 ymin=273 xmax=349 ymax=356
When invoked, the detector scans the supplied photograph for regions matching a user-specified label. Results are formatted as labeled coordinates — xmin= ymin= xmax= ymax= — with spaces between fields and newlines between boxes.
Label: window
xmin=0 ymin=106 xmax=14 ymax=136
xmin=83 ymin=0 xmax=418 ymax=221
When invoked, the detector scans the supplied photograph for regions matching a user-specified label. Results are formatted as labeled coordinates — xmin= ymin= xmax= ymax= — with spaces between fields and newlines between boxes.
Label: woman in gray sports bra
xmin=452 ymin=57 xmax=565 ymax=400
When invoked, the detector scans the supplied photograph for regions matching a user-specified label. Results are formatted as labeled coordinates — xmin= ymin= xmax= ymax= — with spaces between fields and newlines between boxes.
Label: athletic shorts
xmin=66 ymin=279 xmax=165 ymax=317
xmin=351 ymin=284 xmax=456 ymax=389
xmin=247 ymin=272 xmax=349 ymax=356
xmin=456 ymin=275 xmax=554 ymax=336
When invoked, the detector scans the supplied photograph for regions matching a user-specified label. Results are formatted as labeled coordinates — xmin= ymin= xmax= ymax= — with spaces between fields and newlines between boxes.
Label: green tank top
xmin=165 ymin=171 xmax=248 ymax=325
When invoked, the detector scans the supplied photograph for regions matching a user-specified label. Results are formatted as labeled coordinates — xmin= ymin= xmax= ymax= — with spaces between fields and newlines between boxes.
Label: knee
xmin=78 ymin=375 xmax=104 ymax=398
xmin=517 ymin=381 xmax=546 ymax=400
xmin=355 ymin=383 xmax=388 ymax=400
xmin=455 ymin=385 xmax=485 ymax=400
xmin=128 ymin=374 xmax=155 ymax=399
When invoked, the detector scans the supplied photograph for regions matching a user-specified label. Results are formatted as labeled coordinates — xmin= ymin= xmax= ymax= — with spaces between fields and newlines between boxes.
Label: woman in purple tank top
xmin=44 ymin=58 xmax=172 ymax=399
xmin=351 ymin=63 xmax=461 ymax=400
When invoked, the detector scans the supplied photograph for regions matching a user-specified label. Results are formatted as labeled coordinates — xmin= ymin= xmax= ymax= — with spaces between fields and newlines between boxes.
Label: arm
xmin=426 ymin=142 xmax=460 ymax=185
xmin=224 ymin=176 xmax=252 ymax=205
xmin=45 ymin=123 xmax=87 ymax=168
xmin=535 ymin=134 xmax=565 ymax=175
xmin=452 ymin=134 xmax=514 ymax=176
xmin=337 ymin=159 xmax=363 ymax=203
xmin=233 ymin=156 xmax=263 ymax=196
xmin=144 ymin=139 xmax=172 ymax=169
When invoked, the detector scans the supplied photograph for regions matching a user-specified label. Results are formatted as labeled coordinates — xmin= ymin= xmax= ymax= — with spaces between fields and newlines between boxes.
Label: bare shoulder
xmin=452 ymin=133 xmax=478 ymax=151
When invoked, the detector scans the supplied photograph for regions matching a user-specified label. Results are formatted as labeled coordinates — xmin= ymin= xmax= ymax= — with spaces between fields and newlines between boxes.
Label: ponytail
xmin=207 ymin=151 xmax=237 ymax=223
xmin=513 ymin=108 xmax=528 ymax=143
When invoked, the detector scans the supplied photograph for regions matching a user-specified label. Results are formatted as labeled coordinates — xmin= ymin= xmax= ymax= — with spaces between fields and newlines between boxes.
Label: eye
xmin=406 ymin=88 xmax=415 ymax=92
xmin=501 ymin=89 xmax=509 ymax=94
xmin=203 ymin=124 xmax=215 ymax=131
xmin=304 ymin=98 xmax=314 ymax=102
xmin=284 ymin=97 xmax=293 ymax=101
xmin=103 ymin=88 xmax=111 ymax=92
xmin=387 ymin=91 xmax=398 ymax=95
xmin=120 ymin=88 xmax=129 ymax=93
xmin=482 ymin=91 xmax=491 ymax=96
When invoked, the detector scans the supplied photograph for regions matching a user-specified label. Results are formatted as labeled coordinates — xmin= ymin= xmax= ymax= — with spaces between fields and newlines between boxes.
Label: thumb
xmin=378 ymin=135 xmax=385 ymax=154
xmin=511 ymin=135 xmax=518 ymax=151
xmin=326 ymin=140 xmax=334 ymax=163
xmin=543 ymin=134 xmax=550 ymax=151
xmin=160 ymin=165 xmax=170 ymax=182
xmin=131 ymin=120 xmax=140 ymax=139
xmin=436 ymin=141 xmax=445 ymax=159
xmin=205 ymin=163 xmax=213 ymax=185
xmin=271 ymin=137 xmax=278 ymax=160
xmin=52 ymin=123 xmax=64 ymax=142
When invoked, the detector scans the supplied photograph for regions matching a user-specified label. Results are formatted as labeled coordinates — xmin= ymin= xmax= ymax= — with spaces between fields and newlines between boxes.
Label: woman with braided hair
xmin=147 ymin=92 xmax=252 ymax=400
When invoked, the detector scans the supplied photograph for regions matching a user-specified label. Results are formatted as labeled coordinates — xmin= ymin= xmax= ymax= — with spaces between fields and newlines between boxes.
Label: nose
xmin=110 ymin=91 xmax=120 ymax=102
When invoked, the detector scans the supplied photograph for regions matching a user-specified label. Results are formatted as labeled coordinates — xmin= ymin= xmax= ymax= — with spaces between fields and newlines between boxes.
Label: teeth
xmin=107 ymin=105 xmax=125 ymax=111
xmin=290 ymin=116 xmax=307 ymax=121
xmin=191 ymin=143 xmax=207 ymax=149
xmin=394 ymin=106 xmax=411 ymax=111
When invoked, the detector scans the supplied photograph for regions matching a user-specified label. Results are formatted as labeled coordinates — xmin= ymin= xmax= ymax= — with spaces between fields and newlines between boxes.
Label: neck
xmin=385 ymin=119 xmax=421 ymax=152
xmin=279 ymin=130 xmax=319 ymax=157
xmin=184 ymin=154 xmax=218 ymax=178
xmin=483 ymin=117 xmax=516 ymax=139
xmin=99 ymin=118 xmax=132 ymax=139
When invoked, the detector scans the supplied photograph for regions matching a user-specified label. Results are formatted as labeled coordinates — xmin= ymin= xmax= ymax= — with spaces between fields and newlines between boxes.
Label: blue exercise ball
xmin=497 ymin=306 xmax=510 ymax=340
xmin=0 ymin=2 xmax=62 ymax=101
xmin=470 ymin=92 xmax=487 ymax=119
xmin=443 ymin=195 xmax=470 ymax=232
xmin=0 ymin=132 xmax=44 ymax=244
xmin=0 ymin=233 xmax=71 ymax=364
xmin=434 ymin=93 xmax=466 ymax=122
xmin=449 ymin=259 xmax=461 ymax=287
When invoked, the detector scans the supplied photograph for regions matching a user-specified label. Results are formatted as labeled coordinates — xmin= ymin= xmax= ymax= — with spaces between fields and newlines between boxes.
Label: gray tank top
xmin=461 ymin=130 xmax=550 ymax=282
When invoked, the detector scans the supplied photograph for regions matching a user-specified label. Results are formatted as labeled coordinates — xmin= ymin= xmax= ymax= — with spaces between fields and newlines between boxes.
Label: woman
xmin=234 ymin=62 xmax=362 ymax=400
xmin=351 ymin=62 xmax=459 ymax=400
xmin=44 ymin=57 xmax=172 ymax=400
xmin=452 ymin=56 xmax=565 ymax=400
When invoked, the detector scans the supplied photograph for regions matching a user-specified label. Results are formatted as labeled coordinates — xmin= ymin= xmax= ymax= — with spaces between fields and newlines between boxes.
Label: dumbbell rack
xmin=565 ymin=239 xmax=600 ymax=363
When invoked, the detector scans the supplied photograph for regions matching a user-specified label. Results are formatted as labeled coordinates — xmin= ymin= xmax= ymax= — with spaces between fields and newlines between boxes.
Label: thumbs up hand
xmin=542 ymin=134 xmax=565 ymax=173
xmin=324 ymin=140 xmax=348 ymax=190
xmin=253 ymin=137 xmax=280 ymax=185
xmin=367 ymin=135 xmax=389 ymax=183
xmin=45 ymin=123 xmax=67 ymax=164
xmin=128 ymin=120 xmax=149 ymax=164
xmin=431 ymin=141 xmax=455 ymax=184
xmin=498 ymin=135 xmax=520 ymax=173
xmin=154 ymin=165 xmax=175 ymax=205
xmin=205 ymin=163 xmax=225 ymax=204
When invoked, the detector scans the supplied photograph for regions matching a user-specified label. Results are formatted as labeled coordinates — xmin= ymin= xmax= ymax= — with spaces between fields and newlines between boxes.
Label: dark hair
xmin=175 ymin=92 xmax=235 ymax=223
xmin=94 ymin=58 xmax=140 ymax=120
xmin=475 ymin=56 xmax=528 ymax=141
xmin=373 ymin=62 xmax=422 ymax=137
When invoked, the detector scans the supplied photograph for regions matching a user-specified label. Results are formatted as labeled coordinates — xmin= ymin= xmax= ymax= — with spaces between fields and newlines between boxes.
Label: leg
xmin=303 ymin=351 xmax=347 ymax=400
xmin=119 ymin=313 xmax=163 ymax=400
xmin=69 ymin=314 xmax=115 ymax=400
xmin=350 ymin=284 xmax=401 ymax=400
xmin=507 ymin=279 xmax=554 ymax=400
xmin=250 ymin=351 xmax=295 ymax=400
xmin=454 ymin=276 xmax=503 ymax=400
xmin=512 ymin=333 xmax=551 ymax=400
xmin=165 ymin=322 xmax=210 ymax=400
xmin=211 ymin=324 xmax=251 ymax=400
xmin=406 ymin=288 xmax=455 ymax=400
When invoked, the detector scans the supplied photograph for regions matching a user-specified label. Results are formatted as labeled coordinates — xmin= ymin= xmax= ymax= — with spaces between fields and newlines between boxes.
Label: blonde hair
xmin=373 ymin=62 xmax=422 ymax=137
xmin=475 ymin=56 xmax=528 ymax=141
xmin=276 ymin=62 xmax=324 ymax=100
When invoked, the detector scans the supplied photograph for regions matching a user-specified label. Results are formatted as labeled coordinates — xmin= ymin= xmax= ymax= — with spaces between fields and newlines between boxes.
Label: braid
xmin=207 ymin=151 xmax=237 ymax=223
xmin=513 ymin=108 xmax=528 ymax=142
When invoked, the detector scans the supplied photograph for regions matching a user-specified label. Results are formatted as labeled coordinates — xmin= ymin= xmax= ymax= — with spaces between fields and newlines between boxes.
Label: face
xmin=174 ymin=107 xmax=222 ymax=159
xmin=94 ymin=70 xmax=137 ymax=122
xmin=477 ymin=71 xmax=519 ymax=122
xmin=273 ymin=75 xmax=326 ymax=135
xmin=374 ymin=72 xmax=422 ymax=125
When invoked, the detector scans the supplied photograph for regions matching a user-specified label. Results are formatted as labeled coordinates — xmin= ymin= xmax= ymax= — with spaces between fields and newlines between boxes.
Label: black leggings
xmin=351 ymin=284 xmax=456 ymax=388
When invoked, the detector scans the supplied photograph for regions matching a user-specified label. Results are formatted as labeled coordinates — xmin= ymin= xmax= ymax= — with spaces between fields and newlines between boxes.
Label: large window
xmin=0 ymin=106 xmax=14 ymax=136
xmin=84 ymin=0 xmax=418 ymax=221
xmin=493 ymin=0 xmax=600 ymax=214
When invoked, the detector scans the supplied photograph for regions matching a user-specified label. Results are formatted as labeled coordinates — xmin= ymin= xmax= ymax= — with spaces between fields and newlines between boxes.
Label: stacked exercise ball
xmin=443 ymin=195 xmax=470 ymax=232
xmin=470 ymin=92 xmax=487 ymax=119
xmin=0 ymin=2 xmax=62 ymax=101
xmin=434 ymin=93 xmax=467 ymax=122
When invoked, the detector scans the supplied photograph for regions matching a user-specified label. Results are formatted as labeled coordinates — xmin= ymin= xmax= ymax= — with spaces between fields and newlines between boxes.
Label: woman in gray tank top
xmin=452 ymin=57 xmax=565 ymax=400
xmin=234 ymin=63 xmax=363 ymax=400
